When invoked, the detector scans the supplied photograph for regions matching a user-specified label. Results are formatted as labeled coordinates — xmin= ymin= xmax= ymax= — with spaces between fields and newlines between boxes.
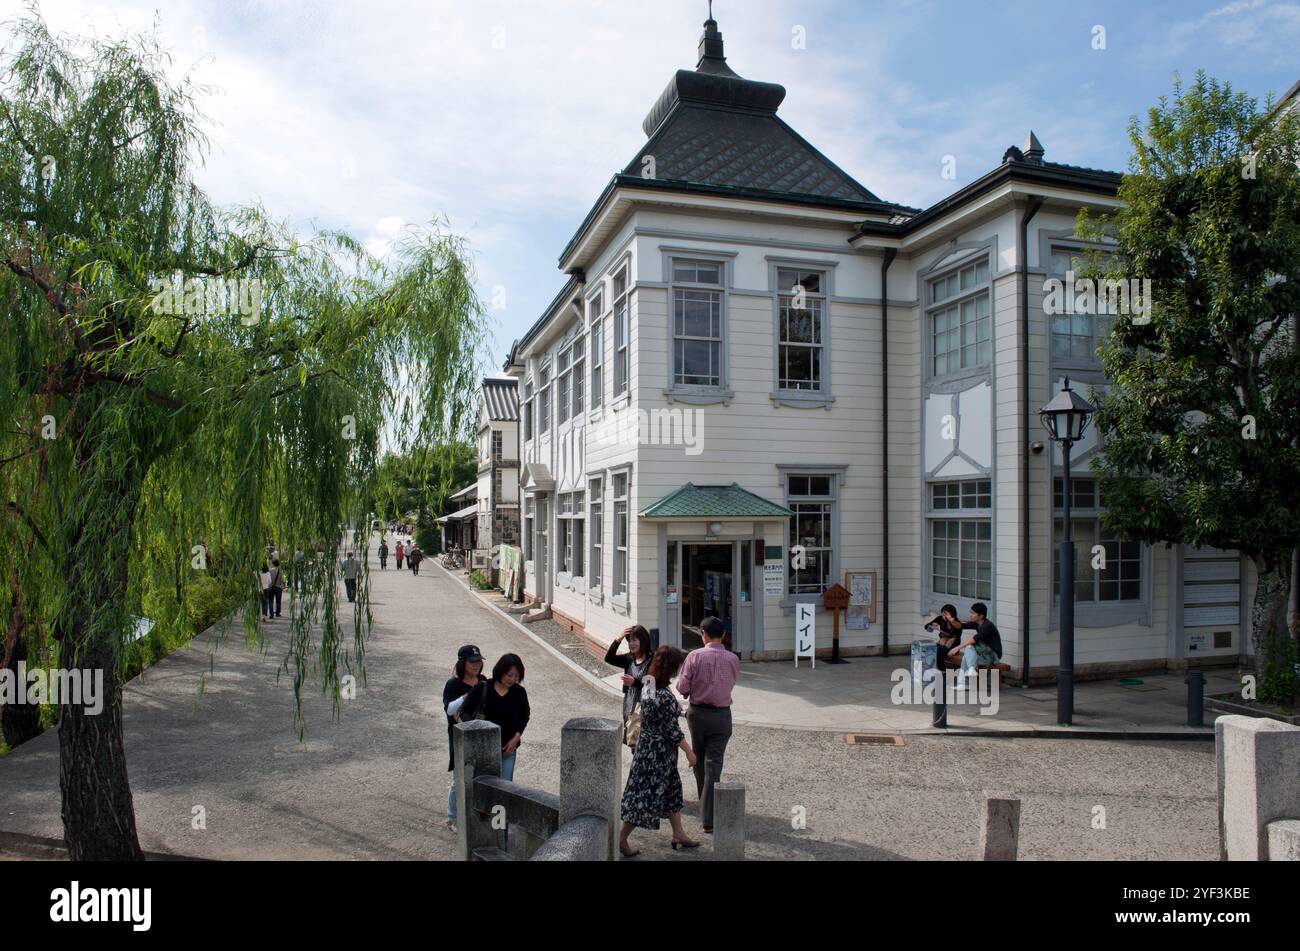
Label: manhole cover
xmin=845 ymin=733 xmax=904 ymax=747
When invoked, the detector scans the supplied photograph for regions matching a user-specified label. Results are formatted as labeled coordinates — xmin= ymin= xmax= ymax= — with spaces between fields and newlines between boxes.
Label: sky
xmin=5 ymin=0 xmax=1299 ymax=376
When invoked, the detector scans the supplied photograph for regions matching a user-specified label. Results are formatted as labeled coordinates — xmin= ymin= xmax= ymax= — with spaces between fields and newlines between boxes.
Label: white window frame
xmin=588 ymin=476 xmax=604 ymax=594
xmin=777 ymin=464 xmax=846 ymax=606
xmin=612 ymin=469 xmax=630 ymax=606
xmin=927 ymin=256 xmax=991 ymax=380
xmin=926 ymin=478 xmax=993 ymax=608
xmin=612 ymin=266 xmax=630 ymax=404
xmin=1052 ymin=476 xmax=1149 ymax=625
xmin=670 ymin=258 xmax=725 ymax=391
xmin=537 ymin=358 xmax=552 ymax=433
xmin=589 ymin=289 xmax=605 ymax=413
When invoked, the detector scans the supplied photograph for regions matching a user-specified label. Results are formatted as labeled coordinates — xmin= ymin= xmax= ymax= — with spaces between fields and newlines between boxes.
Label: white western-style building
xmin=500 ymin=13 xmax=1261 ymax=683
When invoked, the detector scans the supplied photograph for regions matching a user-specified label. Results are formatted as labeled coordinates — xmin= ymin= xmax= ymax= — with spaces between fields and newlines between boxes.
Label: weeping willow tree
xmin=0 ymin=13 xmax=485 ymax=858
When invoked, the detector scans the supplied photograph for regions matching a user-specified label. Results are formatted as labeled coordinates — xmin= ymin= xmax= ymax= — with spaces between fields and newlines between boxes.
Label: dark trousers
xmin=396 ymin=557 xmax=403 ymax=569
xmin=686 ymin=705 xmax=732 ymax=829
xmin=269 ymin=586 xmax=282 ymax=617
xmin=379 ymin=556 xmax=387 ymax=569
xmin=344 ymin=578 xmax=357 ymax=602
xmin=412 ymin=561 xmax=420 ymax=575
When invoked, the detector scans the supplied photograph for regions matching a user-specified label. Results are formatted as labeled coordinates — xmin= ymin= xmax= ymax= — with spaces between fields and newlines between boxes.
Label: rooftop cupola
xmin=641 ymin=5 xmax=785 ymax=137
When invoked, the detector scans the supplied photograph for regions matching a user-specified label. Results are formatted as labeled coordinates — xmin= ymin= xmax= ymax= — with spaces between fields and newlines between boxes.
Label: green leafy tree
xmin=1085 ymin=73 xmax=1300 ymax=697
xmin=0 ymin=13 xmax=484 ymax=858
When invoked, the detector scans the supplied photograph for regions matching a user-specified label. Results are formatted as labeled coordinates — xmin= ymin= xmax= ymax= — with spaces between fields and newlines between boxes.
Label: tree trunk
xmin=1 ymin=638 xmax=43 ymax=749
xmin=1250 ymin=554 xmax=1293 ymax=682
xmin=56 ymin=440 xmax=146 ymax=860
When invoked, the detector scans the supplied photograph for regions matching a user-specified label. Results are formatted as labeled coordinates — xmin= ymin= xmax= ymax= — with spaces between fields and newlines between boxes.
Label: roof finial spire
xmin=698 ymin=2 xmax=725 ymax=66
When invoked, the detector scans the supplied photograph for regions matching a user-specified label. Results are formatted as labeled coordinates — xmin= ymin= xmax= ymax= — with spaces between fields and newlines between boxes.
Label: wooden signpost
xmin=822 ymin=583 xmax=851 ymax=664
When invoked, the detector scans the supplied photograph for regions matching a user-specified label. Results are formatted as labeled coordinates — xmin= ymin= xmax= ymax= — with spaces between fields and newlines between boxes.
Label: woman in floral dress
xmin=618 ymin=646 xmax=700 ymax=857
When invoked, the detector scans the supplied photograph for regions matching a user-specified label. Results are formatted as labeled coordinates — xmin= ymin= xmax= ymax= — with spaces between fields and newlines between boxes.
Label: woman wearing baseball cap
xmin=442 ymin=644 xmax=486 ymax=831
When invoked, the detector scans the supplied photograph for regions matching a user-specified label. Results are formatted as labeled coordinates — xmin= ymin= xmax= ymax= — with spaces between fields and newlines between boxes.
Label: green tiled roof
xmin=640 ymin=483 xmax=793 ymax=519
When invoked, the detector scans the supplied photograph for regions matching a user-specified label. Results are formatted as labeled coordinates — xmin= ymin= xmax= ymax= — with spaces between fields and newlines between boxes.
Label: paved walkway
xmin=0 ymin=543 xmax=1220 ymax=860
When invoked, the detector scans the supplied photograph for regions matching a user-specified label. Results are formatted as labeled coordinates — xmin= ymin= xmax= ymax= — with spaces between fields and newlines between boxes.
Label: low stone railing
xmin=453 ymin=717 xmax=620 ymax=861
xmin=1216 ymin=714 xmax=1300 ymax=860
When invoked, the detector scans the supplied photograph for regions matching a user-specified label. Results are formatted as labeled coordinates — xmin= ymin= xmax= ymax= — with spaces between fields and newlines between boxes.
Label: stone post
xmin=713 ymin=783 xmax=746 ymax=861
xmin=454 ymin=720 xmax=502 ymax=861
xmin=979 ymin=797 xmax=1021 ymax=860
xmin=1267 ymin=820 xmax=1300 ymax=860
xmin=1218 ymin=714 xmax=1300 ymax=860
xmin=558 ymin=717 xmax=621 ymax=861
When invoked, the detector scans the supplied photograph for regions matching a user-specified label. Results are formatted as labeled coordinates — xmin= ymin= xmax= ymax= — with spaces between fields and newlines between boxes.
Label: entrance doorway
xmin=680 ymin=543 xmax=734 ymax=650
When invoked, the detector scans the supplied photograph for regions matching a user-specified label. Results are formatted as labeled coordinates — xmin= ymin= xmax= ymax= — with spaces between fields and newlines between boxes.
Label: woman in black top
xmin=442 ymin=644 xmax=486 ymax=831
xmin=925 ymin=603 xmax=963 ymax=669
xmin=454 ymin=653 xmax=529 ymax=783
xmin=604 ymin=625 xmax=652 ymax=741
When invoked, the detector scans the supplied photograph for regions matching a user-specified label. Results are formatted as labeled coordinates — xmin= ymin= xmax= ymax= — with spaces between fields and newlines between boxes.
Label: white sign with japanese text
xmin=795 ymin=603 xmax=815 ymax=668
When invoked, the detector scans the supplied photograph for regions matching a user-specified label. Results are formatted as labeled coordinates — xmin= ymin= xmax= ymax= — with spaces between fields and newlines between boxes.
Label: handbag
xmin=624 ymin=709 xmax=641 ymax=748
xmin=625 ymin=675 xmax=655 ymax=748
xmin=456 ymin=682 xmax=489 ymax=723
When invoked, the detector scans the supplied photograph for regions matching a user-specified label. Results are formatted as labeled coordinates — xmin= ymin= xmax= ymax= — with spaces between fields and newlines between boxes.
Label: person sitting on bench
xmin=949 ymin=602 xmax=1002 ymax=679
xmin=924 ymin=604 xmax=964 ymax=669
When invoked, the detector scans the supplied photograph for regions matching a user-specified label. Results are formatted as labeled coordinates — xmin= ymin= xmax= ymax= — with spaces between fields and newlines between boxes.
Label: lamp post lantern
xmin=1038 ymin=377 xmax=1095 ymax=725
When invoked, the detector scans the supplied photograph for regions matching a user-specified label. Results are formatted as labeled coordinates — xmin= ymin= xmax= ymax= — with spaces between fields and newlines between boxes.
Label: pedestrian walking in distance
xmin=395 ymin=540 xmax=405 ymax=570
xmin=258 ymin=562 xmax=272 ymax=621
xmin=442 ymin=644 xmax=486 ymax=832
xmin=410 ymin=544 xmax=423 ymax=576
xmin=342 ymin=551 xmax=359 ymax=603
xmin=605 ymin=625 xmax=652 ymax=744
xmin=378 ymin=538 xmax=389 ymax=570
xmin=267 ymin=558 xmax=284 ymax=619
xmin=618 ymin=646 xmax=699 ymax=857
xmin=677 ymin=614 xmax=738 ymax=834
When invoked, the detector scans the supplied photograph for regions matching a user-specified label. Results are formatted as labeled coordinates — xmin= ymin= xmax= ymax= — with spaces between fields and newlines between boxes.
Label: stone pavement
xmin=0 ymin=542 xmax=1221 ymax=860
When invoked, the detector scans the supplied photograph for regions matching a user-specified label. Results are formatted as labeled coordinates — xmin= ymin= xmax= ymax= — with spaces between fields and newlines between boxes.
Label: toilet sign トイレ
xmin=794 ymin=603 xmax=815 ymax=668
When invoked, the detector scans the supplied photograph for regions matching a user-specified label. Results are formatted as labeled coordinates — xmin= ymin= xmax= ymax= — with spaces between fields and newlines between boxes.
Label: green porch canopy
xmin=639 ymin=483 xmax=793 ymax=520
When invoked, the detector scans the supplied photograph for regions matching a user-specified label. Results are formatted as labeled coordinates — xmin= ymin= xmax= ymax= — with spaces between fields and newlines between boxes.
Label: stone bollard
xmin=558 ymin=717 xmax=621 ymax=861
xmin=1267 ymin=820 xmax=1300 ymax=860
xmin=713 ymin=783 xmax=746 ymax=861
xmin=454 ymin=720 xmax=502 ymax=861
xmin=979 ymin=797 xmax=1021 ymax=860
xmin=1218 ymin=714 xmax=1300 ymax=860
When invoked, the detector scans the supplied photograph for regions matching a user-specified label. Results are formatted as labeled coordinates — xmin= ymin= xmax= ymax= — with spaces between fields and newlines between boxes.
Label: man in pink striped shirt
xmin=676 ymin=615 xmax=739 ymax=833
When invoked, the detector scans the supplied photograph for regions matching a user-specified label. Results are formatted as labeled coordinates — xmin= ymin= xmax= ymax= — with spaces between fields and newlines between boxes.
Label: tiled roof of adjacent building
xmin=640 ymin=482 xmax=794 ymax=519
xmin=482 ymin=378 xmax=519 ymax=422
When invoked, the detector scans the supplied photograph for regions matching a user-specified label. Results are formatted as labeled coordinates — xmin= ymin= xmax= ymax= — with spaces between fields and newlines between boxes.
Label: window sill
xmin=612 ymin=394 xmax=630 ymax=412
xmin=779 ymin=594 xmax=824 ymax=615
xmin=1049 ymin=601 xmax=1149 ymax=629
xmin=770 ymin=391 xmax=835 ymax=410
xmin=611 ymin=594 xmax=630 ymax=616
xmin=588 ymin=407 xmax=604 ymax=424
xmin=588 ymin=587 xmax=604 ymax=606
xmin=664 ymin=387 xmax=734 ymax=407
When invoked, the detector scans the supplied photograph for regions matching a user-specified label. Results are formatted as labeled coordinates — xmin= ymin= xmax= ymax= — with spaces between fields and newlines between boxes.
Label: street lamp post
xmin=1039 ymin=377 xmax=1095 ymax=726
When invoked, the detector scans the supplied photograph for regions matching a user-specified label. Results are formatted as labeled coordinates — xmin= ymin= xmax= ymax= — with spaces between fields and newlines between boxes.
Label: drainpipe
xmin=1019 ymin=197 xmax=1044 ymax=685
xmin=880 ymin=248 xmax=897 ymax=656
